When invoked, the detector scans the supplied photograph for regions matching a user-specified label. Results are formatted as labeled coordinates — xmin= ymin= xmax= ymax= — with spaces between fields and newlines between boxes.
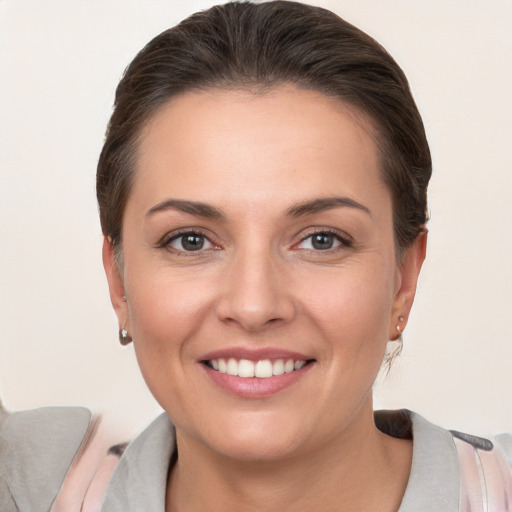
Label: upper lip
xmin=199 ymin=347 xmax=314 ymax=362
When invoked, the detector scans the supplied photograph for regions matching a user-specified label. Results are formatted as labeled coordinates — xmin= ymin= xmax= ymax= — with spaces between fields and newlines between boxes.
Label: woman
xmin=1 ymin=1 xmax=511 ymax=511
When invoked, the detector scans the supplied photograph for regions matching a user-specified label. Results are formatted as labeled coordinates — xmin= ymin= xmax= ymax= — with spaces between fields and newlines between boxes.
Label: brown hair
xmin=97 ymin=1 xmax=431 ymax=254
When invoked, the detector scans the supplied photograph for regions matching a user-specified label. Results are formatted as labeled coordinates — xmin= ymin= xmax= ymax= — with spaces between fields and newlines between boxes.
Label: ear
xmin=388 ymin=230 xmax=427 ymax=340
xmin=102 ymin=236 xmax=129 ymax=330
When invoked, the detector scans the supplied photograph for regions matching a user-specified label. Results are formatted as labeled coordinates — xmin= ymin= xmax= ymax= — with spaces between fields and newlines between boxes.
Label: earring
xmin=119 ymin=327 xmax=133 ymax=346
xmin=395 ymin=315 xmax=405 ymax=342
xmin=383 ymin=316 xmax=405 ymax=373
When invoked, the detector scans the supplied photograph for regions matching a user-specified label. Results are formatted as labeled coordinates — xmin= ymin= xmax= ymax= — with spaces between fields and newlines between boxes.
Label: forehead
xmin=130 ymin=86 xmax=388 ymax=215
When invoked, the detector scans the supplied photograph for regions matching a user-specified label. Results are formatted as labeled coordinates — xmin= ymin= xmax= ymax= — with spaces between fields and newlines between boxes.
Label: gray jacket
xmin=0 ymin=402 xmax=91 ymax=511
xmin=1 ymin=401 xmax=511 ymax=511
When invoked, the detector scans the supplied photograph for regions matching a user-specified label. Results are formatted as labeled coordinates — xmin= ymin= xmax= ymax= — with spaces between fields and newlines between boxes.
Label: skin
xmin=103 ymin=86 xmax=426 ymax=511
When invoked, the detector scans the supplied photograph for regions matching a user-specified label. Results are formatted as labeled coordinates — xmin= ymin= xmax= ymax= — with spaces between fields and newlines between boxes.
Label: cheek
xmin=124 ymin=268 xmax=216 ymax=389
xmin=127 ymin=262 xmax=214 ymax=335
xmin=301 ymin=258 xmax=396 ymax=362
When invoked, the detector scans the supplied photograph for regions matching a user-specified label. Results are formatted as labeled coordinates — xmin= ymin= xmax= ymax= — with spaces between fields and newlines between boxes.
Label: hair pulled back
xmin=97 ymin=1 xmax=431 ymax=253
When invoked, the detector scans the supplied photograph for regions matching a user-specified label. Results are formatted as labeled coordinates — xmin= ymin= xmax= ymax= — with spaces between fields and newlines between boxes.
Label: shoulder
xmin=494 ymin=432 xmax=512 ymax=464
xmin=0 ymin=402 xmax=91 ymax=512
xmin=451 ymin=429 xmax=512 ymax=511
xmin=375 ymin=409 xmax=512 ymax=512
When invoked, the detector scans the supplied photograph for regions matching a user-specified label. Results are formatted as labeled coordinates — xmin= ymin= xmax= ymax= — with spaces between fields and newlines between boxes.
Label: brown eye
xmin=168 ymin=232 xmax=213 ymax=252
xmin=182 ymin=234 xmax=204 ymax=251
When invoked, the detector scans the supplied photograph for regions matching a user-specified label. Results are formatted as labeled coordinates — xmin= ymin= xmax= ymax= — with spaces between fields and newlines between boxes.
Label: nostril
xmin=215 ymin=273 xmax=296 ymax=331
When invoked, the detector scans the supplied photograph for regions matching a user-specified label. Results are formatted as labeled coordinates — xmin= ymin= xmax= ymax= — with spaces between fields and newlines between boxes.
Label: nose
xmin=216 ymin=247 xmax=296 ymax=332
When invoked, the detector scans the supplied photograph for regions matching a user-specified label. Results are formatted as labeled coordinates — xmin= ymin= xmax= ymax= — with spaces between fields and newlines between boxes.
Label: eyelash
xmin=158 ymin=230 xmax=217 ymax=255
xmin=158 ymin=228 xmax=352 ymax=255
xmin=295 ymin=229 xmax=353 ymax=252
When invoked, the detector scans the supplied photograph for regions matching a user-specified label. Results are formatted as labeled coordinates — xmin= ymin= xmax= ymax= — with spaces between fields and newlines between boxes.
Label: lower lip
xmin=201 ymin=363 xmax=314 ymax=398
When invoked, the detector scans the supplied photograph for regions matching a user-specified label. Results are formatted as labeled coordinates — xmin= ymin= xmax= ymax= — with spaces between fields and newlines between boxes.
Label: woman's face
xmin=104 ymin=86 xmax=424 ymax=461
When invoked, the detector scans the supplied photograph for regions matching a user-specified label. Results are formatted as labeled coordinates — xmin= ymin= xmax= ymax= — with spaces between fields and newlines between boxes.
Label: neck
xmin=166 ymin=402 xmax=412 ymax=512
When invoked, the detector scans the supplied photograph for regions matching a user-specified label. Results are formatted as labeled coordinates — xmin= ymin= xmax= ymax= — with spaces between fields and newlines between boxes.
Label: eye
xmin=297 ymin=231 xmax=348 ymax=251
xmin=167 ymin=232 xmax=215 ymax=252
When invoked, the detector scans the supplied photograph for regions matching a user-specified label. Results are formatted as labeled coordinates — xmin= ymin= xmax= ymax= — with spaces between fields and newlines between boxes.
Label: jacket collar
xmin=102 ymin=413 xmax=175 ymax=511
xmin=102 ymin=410 xmax=459 ymax=511
xmin=381 ymin=410 xmax=459 ymax=512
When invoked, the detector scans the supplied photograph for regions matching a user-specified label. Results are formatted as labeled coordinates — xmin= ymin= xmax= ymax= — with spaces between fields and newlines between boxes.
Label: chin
xmin=181 ymin=409 xmax=311 ymax=463
xmin=211 ymin=430 xmax=303 ymax=462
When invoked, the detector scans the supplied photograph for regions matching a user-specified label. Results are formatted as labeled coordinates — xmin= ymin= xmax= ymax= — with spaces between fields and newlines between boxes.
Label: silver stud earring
xmin=119 ymin=327 xmax=133 ymax=346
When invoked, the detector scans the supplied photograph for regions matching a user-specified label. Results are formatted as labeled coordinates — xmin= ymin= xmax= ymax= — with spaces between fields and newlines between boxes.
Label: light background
xmin=0 ymin=0 xmax=511 ymax=440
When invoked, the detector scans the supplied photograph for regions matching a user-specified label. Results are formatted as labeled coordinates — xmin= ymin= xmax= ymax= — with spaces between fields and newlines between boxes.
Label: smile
xmin=205 ymin=358 xmax=310 ymax=378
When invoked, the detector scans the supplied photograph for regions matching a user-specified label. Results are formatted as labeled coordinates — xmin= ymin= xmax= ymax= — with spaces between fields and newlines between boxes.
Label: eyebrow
xmin=146 ymin=196 xmax=371 ymax=220
xmin=146 ymin=199 xmax=224 ymax=219
xmin=286 ymin=197 xmax=371 ymax=217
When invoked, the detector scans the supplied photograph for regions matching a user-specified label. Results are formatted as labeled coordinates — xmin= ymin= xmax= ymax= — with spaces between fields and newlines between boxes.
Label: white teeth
xmin=209 ymin=358 xmax=308 ymax=378
xmin=272 ymin=359 xmax=284 ymax=376
xmin=255 ymin=360 xmax=273 ymax=378
xmin=227 ymin=358 xmax=238 ymax=376
xmin=238 ymin=359 xmax=255 ymax=378
xmin=294 ymin=360 xmax=306 ymax=370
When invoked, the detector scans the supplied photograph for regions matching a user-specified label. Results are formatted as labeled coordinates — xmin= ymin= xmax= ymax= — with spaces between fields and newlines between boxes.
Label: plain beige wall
xmin=0 ymin=0 xmax=511 ymax=439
